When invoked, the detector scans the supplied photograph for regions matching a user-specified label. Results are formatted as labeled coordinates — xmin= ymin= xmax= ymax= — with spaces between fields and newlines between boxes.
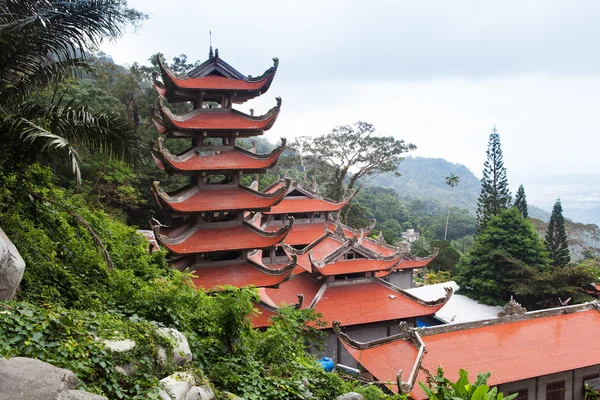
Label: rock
xmin=336 ymin=393 xmax=364 ymax=400
xmin=159 ymin=372 xmax=196 ymax=400
xmin=0 ymin=227 xmax=26 ymax=300
xmin=184 ymin=386 xmax=214 ymax=400
xmin=115 ymin=363 xmax=136 ymax=376
xmin=0 ymin=357 xmax=107 ymax=400
xmin=157 ymin=327 xmax=192 ymax=366
xmin=56 ymin=390 xmax=107 ymax=400
xmin=102 ymin=338 xmax=136 ymax=352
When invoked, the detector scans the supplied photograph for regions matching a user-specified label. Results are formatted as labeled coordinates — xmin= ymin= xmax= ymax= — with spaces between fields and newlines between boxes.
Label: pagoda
xmin=150 ymin=48 xmax=295 ymax=288
xmin=250 ymin=183 xmax=449 ymax=365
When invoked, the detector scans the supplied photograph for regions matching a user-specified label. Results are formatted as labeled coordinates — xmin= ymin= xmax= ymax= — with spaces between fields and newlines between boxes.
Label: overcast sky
xmin=101 ymin=0 xmax=600 ymax=193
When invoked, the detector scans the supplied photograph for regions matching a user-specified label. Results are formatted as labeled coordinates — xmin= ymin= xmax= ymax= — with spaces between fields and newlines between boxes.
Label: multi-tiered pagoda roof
xmin=150 ymin=49 xmax=292 ymax=289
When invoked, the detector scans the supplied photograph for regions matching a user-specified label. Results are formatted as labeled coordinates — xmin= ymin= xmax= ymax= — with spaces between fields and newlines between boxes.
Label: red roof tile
xmin=395 ymin=259 xmax=432 ymax=269
xmin=158 ymin=97 xmax=280 ymax=131
xmin=293 ymin=237 xmax=346 ymax=273
xmin=190 ymin=261 xmax=292 ymax=289
xmin=314 ymin=282 xmax=445 ymax=328
xmin=259 ymin=274 xmax=322 ymax=309
xmin=270 ymin=223 xmax=353 ymax=246
xmin=153 ymin=183 xmax=287 ymax=213
xmin=315 ymin=259 xmax=400 ymax=276
xmin=155 ymin=223 xmax=289 ymax=254
xmin=265 ymin=198 xmax=348 ymax=214
xmin=165 ymin=72 xmax=274 ymax=91
xmin=360 ymin=239 xmax=398 ymax=257
xmin=152 ymin=139 xmax=286 ymax=173
xmin=344 ymin=309 xmax=600 ymax=398
xmin=251 ymin=303 xmax=278 ymax=328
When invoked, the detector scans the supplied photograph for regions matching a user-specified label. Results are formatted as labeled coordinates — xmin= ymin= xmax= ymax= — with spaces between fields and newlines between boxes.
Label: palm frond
xmin=8 ymin=101 xmax=144 ymax=184
xmin=0 ymin=0 xmax=147 ymax=103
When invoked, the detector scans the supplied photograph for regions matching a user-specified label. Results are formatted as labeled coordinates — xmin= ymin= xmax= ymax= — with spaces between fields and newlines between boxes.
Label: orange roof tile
xmin=292 ymin=236 xmax=346 ymax=273
xmin=314 ymin=282 xmax=445 ymax=328
xmin=165 ymin=72 xmax=274 ymax=91
xmin=153 ymin=183 xmax=286 ymax=213
xmin=265 ymin=197 xmax=348 ymax=214
xmin=251 ymin=303 xmax=278 ymax=328
xmin=158 ymin=97 xmax=280 ymax=132
xmin=155 ymin=224 xmax=289 ymax=254
xmin=271 ymin=223 xmax=353 ymax=246
xmin=153 ymin=139 xmax=286 ymax=173
xmin=315 ymin=259 xmax=400 ymax=276
xmin=344 ymin=309 xmax=600 ymax=398
xmin=190 ymin=261 xmax=292 ymax=289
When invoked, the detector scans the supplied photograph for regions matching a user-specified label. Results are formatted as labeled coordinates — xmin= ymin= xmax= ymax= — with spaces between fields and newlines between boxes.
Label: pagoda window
xmin=290 ymin=212 xmax=310 ymax=221
xmin=273 ymin=214 xmax=284 ymax=222
xmin=311 ymin=212 xmax=322 ymax=222
xmin=203 ymin=174 xmax=236 ymax=186
xmin=345 ymin=252 xmax=355 ymax=260
xmin=204 ymin=250 xmax=241 ymax=263
xmin=334 ymin=272 xmax=365 ymax=281
xmin=206 ymin=211 xmax=238 ymax=223
xmin=546 ymin=381 xmax=565 ymax=400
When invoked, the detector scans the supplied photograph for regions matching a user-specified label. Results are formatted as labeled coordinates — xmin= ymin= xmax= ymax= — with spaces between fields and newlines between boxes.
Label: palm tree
xmin=0 ymin=0 xmax=147 ymax=183
xmin=444 ymin=173 xmax=460 ymax=240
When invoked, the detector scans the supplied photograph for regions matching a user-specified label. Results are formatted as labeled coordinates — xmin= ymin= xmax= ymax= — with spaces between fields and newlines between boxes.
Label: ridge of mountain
xmin=372 ymin=156 xmax=552 ymax=220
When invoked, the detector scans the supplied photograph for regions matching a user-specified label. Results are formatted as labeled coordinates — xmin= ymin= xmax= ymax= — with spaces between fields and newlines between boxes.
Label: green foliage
xmin=545 ymin=199 xmax=571 ymax=268
xmin=427 ymin=240 xmax=461 ymax=273
xmin=476 ymin=126 xmax=512 ymax=229
xmin=419 ymin=367 xmax=517 ymax=400
xmin=0 ymin=301 xmax=170 ymax=399
xmin=456 ymin=208 xmax=551 ymax=305
xmin=514 ymin=185 xmax=528 ymax=219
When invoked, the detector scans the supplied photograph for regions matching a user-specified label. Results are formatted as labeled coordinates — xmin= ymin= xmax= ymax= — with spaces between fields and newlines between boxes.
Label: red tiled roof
xmin=315 ymin=259 xmax=400 ymax=276
xmin=270 ymin=223 xmax=353 ymax=246
xmin=155 ymin=224 xmax=289 ymax=254
xmin=343 ymin=309 xmax=600 ymax=398
xmin=158 ymin=98 xmax=280 ymax=131
xmin=153 ymin=184 xmax=286 ymax=213
xmin=190 ymin=262 xmax=291 ymax=289
xmin=251 ymin=303 xmax=278 ymax=328
xmin=294 ymin=237 xmax=346 ymax=273
xmin=314 ymin=282 xmax=445 ymax=328
xmin=395 ymin=259 xmax=432 ymax=270
xmin=260 ymin=273 xmax=322 ymax=309
xmin=153 ymin=144 xmax=285 ymax=173
xmin=165 ymin=72 xmax=274 ymax=91
xmin=265 ymin=198 xmax=349 ymax=214
xmin=360 ymin=239 xmax=398 ymax=257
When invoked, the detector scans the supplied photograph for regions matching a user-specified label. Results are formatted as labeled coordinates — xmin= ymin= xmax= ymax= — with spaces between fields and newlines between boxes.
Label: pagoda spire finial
xmin=209 ymin=30 xmax=214 ymax=59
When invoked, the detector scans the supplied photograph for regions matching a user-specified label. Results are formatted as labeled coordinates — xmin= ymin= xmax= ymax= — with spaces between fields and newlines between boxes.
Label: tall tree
xmin=456 ymin=208 xmax=551 ymax=305
xmin=292 ymin=121 xmax=416 ymax=201
xmin=514 ymin=184 xmax=528 ymax=218
xmin=0 ymin=0 xmax=146 ymax=183
xmin=476 ymin=125 xmax=512 ymax=228
xmin=545 ymin=199 xmax=571 ymax=268
xmin=444 ymin=173 xmax=460 ymax=240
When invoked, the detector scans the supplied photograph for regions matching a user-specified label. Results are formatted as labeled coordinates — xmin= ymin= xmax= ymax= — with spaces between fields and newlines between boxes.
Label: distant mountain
xmin=530 ymin=218 xmax=600 ymax=261
xmin=372 ymin=157 xmax=480 ymax=212
xmin=372 ymin=156 xmax=553 ymax=220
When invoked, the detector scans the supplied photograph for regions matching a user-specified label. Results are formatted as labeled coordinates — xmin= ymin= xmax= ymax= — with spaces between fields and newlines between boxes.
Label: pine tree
xmin=545 ymin=199 xmax=570 ymax=268
xmin=476 ymin=125 xmax=512 ymax=228
xmin=514 ymin=184 xmax=528 ymax=218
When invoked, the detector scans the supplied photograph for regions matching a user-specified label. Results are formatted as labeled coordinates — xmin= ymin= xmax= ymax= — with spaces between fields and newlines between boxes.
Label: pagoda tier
xmin=153 ymin=52 xmax=278 ymax=104
xmin=152 ymin=180 xmax=289 ymax=214
xmin=152 ymin=137 xmax=286 ymax=174
xmin=151 ymin=218 xmax=293 ymax=255
xmin=153 ymin=96 xmax=281 ymax=138
xmin=189 ymin=253 xmax=297 ymax=289
xmin=253 ymin=274 xmax=451 ymax=329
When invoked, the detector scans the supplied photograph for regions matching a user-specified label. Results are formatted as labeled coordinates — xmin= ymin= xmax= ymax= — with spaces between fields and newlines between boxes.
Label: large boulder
xmin=0 ymin=357 xmax=107 ymax=400
xmin=158 ymin=372 xmax=196 ymax=400
xmin=336 ymin=393 xmax=364 ymax=400
xmin=157 ymin=327 xmax=192 ymax=366
xmin=0 ymin=227 xmax=25 ymax=300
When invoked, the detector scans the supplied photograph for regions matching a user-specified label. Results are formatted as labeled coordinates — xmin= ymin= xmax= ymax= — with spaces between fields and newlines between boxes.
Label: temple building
xmin=150 ymin=49 xmax=296 ymax=288
xmin=148 ymin=48 xmax=449 ymax=365
xmin=336 ymin=301 xmax=600 ymax=400
xmin=251 ymin=182 xmax=449 ymax=365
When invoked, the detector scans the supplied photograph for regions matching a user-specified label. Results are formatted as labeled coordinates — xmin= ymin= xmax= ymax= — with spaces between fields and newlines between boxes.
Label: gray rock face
xmin=0 ymin=227 xmax=25 ymax=300
xmin=336 ymin=393 xmax=364 ymax=400
xmin=157 ymin=327 xmax=193 ymax=366
xmin=0 ymin=357 xmax=107 ymax=400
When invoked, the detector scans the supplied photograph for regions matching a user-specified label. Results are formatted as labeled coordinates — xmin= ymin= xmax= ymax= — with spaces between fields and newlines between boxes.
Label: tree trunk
xmin=444 ymin=187 xmax=454 ymax=240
